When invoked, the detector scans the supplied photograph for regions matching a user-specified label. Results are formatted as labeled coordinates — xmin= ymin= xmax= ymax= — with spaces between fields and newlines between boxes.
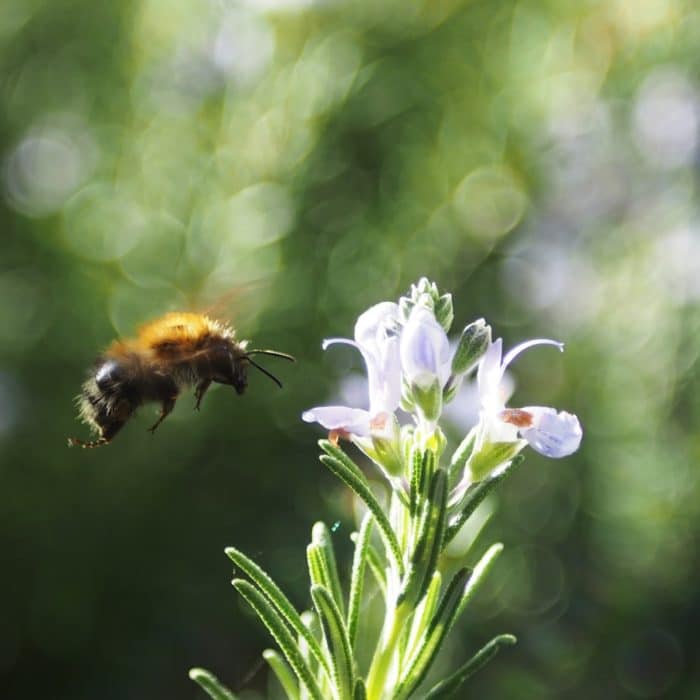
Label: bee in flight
xmin=68 ymin=312 xmax=294 ymax=448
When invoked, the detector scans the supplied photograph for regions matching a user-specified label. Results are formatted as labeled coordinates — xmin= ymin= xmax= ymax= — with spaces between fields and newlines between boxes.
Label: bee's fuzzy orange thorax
xmin=139 ymin=312 xmax=233 ymax=345
xmin=104 ymin=312 xmax=240 ymax=359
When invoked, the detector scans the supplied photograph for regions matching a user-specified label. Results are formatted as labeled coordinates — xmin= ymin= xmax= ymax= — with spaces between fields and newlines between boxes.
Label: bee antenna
xmin=247 ymin=358 xmax=284 ymax=389
xmin=246 ymin=349 xmax=296 ymax=362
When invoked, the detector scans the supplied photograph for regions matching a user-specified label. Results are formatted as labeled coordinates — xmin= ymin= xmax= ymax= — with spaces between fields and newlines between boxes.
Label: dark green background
xmin=2 ymin=1 xmax=699 ymax=698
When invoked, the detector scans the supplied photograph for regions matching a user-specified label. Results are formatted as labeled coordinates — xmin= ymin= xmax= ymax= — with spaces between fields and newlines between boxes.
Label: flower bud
xmin=414 ymin=277 xmax=437 ymax=298
xmin=400 ymin=307 xmax=451 ymax=388
xmin=434 ymin=293 xmax=454 ymax=332
xmin=451 ymin=319 xmax=491 ymax=377
xmin=401 ymin=278 xmax=441 ymax=316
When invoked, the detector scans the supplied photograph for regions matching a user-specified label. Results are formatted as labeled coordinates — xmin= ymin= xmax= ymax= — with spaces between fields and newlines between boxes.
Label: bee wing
xmin=194 ymin=279 xmax=268 ymax=320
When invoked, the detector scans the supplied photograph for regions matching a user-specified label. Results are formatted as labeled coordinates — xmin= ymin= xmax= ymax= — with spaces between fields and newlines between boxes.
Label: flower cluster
xmin=303 ymin=278 xmax=582 ymax=485
xmin=193 ymin=279 xmax=582 ymax=700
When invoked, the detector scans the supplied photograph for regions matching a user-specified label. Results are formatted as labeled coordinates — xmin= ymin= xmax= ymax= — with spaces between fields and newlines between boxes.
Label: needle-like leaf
xmin=311 ymin=585 xmax=355 ymax=700
xmin=353 ymin=678 xmax=367 ymax=700
xmin=347 ymin=513 xmax=373 ymax=650
xmin=403 ymin=570 xmax=442 ymax=666
xmin=264 ymin=649 xmax=301 ymax=700
xmin=233 ymin=579 xmax=325 ymax=700
xmin=188 ymin=668 xmax=239 ymax=700
xmin=394 ymin=568 xmax=471 ymax=699
xmin=311 ymin=522 xmax=346 ymax=617
xmin=320 ymin=454 xmax=404 ymax=576
xmin=456 ymin=542 xmax=504 ymax=620
xmin=445 ymin=456 xmax=522 ymax=545
xmin=399 ymin=469 xmax=448 ymax=607
xmin=447 ymin=430 xmax=475 ymax=489
xmin=423 ymin=634 xmax=517 ymax=699
xmin=225 ymin=547 xmax=330 ymax=676
xmin=319 ymin=439 xmax=368 ymax=483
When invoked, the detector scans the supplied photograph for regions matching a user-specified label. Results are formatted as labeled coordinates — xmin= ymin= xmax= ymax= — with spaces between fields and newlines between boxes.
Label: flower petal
xmin=367 ymin=334 xmax=402 ymax=415
xmin=501 ymin=338 xmax=563 ymax=371
xmin=301 ymin=406 xmax=372 ymax=437
xmin=400 ymin=306 xmax=451 ymax=388
xmin=354 ymin=302 xmax=400 ymax=349
xmin=354 ymin=302 xmax=402 ymax=416
xmin=518 ymin=406 xmax=582 ymax=458
xmin=317 ymin=303 xmax=402 ymax=419
xmin=322 ymin=337 xmax=357 ymax=351
xmin=477 ymin=338 xmax=504 ymax=406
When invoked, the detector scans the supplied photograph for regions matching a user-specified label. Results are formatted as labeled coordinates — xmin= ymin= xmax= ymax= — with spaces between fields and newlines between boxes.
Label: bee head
xmin=204 ymin=343 xmax=248 ymax=394
xmin=230 ymin=355 xmax=249 ymax=395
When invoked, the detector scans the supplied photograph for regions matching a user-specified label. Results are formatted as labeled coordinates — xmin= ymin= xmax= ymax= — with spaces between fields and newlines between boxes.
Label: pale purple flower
xmin=399 ymin=306 xmax=451 ymax=389
xmin=477 ymin=338 xmax=582 ymax=458
xmin=302 ymin=302 xmax=402 ymax=438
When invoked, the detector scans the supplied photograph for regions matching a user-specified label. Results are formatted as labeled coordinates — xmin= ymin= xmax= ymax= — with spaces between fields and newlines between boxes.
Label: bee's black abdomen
xmin=75 ymin=356 xmax=141 ymax=443
xmin=95 ymin=359 xmax=125 ymax=389
xmin=93 ymin=357 xmax=143 ymax=404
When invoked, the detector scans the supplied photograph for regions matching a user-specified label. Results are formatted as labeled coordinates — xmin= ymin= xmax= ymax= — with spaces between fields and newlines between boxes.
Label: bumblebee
xmin=69 ymin=312 xmax=293 ymax=448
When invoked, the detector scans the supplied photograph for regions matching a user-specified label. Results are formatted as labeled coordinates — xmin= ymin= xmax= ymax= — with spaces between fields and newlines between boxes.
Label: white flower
xmin=397 ymin=304 xmax=452 ymax=430
xmin=476 ymin=337 xmax=582 ymax=458
xmin=399 ymin=306 xmax=451 ymax=390
xmin=302 ymin=302 xmax=402 ymax=439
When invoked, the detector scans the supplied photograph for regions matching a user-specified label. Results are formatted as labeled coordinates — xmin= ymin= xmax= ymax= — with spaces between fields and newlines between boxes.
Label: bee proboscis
xmin=68 ymin=312 xmax=294 ymax=448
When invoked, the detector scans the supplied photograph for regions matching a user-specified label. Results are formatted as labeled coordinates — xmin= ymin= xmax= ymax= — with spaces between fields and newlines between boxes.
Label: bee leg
xmin=194 ymin=379 xmax=212 ymax=411
xmin=148 ymin=396 xmax=177 ymax=434
xmin=68 ymin=415 xmax=127 ymax=448
xmin=67 ymin=437 xmax=109 ymax=448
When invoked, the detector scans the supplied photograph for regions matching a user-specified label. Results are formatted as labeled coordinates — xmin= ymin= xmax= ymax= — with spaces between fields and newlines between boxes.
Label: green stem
xmin=365 ymin=602 xmax=410 ymax=700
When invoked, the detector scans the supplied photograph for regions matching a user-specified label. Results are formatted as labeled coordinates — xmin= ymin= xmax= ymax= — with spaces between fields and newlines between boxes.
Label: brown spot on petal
xmin=369 ymin=412 xmax=389 ymax=432
xmin=499 ymin=408 xmax=534 ymax=428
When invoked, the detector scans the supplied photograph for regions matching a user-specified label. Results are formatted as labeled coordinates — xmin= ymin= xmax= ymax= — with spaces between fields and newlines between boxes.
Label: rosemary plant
xmin=190 ymin=278 xmax=582 ymax=700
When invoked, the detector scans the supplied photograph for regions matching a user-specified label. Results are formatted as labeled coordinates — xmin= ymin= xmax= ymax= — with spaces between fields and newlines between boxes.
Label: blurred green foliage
xmin=2 ymin=0 xmax=700 ymax=698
